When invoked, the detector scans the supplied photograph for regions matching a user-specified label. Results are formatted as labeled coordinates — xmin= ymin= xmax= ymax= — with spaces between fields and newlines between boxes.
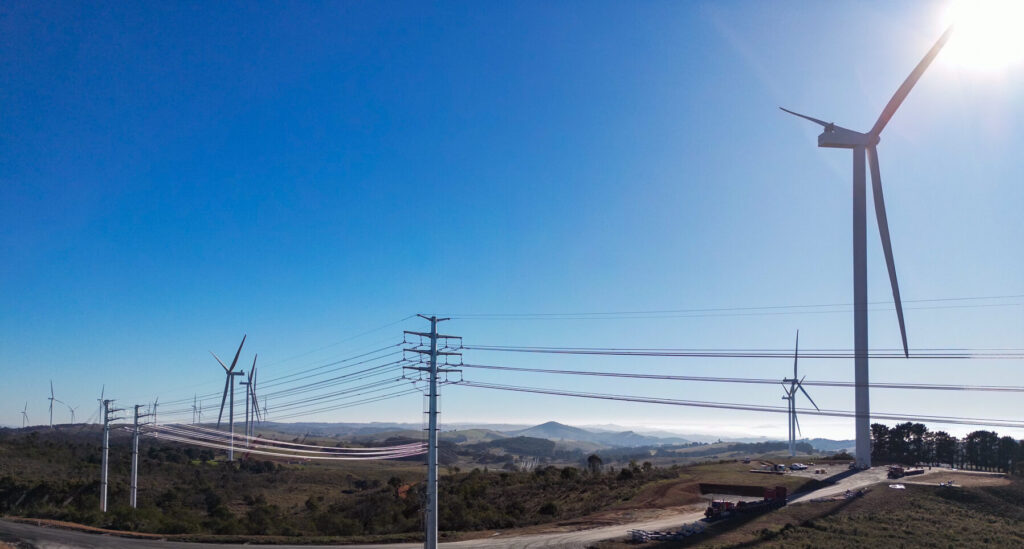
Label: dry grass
xmin=600 ymin=476 xmax=1024 ymax=548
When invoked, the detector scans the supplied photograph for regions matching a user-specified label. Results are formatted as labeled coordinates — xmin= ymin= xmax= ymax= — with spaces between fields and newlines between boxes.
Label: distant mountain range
xmin=508 ymin=421 xmax=691 ymax=447
xmin=252 ymin=420 xmax=853 ymax=452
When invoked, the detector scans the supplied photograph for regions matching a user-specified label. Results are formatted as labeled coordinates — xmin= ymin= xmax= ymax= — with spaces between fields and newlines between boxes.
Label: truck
xmin=704 ymin=486 xmax=788 ymax=521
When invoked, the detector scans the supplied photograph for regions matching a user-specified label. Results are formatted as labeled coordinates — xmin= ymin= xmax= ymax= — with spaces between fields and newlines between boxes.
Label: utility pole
xmin=404 ymin=316 xmax=461 ymax=549
xmin=130 ymin=404 xmax=153 ymax=508
xmin=101 ymin=399 xmax=123 ymax=512
xmin=229 ymin=370 xmax=243 ymax=460
xmin=240 ymin=375 xmax=251 ymax=447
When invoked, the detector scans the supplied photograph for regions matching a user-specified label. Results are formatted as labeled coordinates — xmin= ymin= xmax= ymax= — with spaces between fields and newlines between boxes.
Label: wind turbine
xmin=96 ymin=385 xmax=105 ymax=425
xmin=781 ymin=25 xmax=953 ymax=468
xmin=249 ymin=359 xmax=262 ymax=435
xmin=48 ymin=381 xmax=64 ymax=428
xmin=240 ymin=355 xmax=262 ymax=442
xmin=67 ymin=404 xmax=80 ymax=424
xmin=212 ymin=335 xmax=246 ymax=460
xmin=21 ymin=403 xmax=29 ymax=428
xmin=781 ymin=331 xmax=819 ymax=457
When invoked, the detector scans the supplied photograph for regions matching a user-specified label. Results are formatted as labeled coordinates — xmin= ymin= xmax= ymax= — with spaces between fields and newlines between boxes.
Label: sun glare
xmin=943 ymin=0 xmax=1024 ymax=70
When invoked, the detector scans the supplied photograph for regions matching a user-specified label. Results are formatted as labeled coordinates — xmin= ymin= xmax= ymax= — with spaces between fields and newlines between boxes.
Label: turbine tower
xmin=21 ymin=403 xmax=29 ymax=428
xmin=781 ymin=331 xmax=819 ymax=457
xmin=213 ymin=335 xmax=246 ymax=461
xmin=241 ymin=356 xmax=262 ymax=440
xmin=781 ymin=25 xmax=953 ymax=468
xmin=96 ymin=385 xmax=105 ymax=425
xmin=48 ymin=381 xmax=64 ymax=428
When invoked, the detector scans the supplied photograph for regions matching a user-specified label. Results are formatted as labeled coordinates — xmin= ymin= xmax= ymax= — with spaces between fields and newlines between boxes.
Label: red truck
xmin=704 ymin=486 xmax=788 ymax=521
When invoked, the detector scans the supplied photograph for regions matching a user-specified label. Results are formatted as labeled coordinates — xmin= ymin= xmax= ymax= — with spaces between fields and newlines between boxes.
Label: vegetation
xmin=871 ymin=422 xmax=1024 ymax=473
xmin=0 ymin=428 xmax=687 ymax=538
xmin=600 ymin=478 xmax=1024 ymax=548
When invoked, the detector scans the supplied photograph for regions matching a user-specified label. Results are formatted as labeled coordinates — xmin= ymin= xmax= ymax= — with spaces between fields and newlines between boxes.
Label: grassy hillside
xmin=0 ymin=427 xmax=835 ymax=541
xmin=601 ymin=477 xmax=1024 ymax=548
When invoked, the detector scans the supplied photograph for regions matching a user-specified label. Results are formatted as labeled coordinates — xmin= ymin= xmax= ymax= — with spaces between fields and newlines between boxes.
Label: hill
xmin=508 ymin=421 xmax=691 ymax=447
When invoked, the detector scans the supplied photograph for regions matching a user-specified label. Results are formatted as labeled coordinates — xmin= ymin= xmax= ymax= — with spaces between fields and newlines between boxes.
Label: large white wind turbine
xmin=212 ymin=335 xmax=247 ymax=461
xmin=781 ymin=25 xmax=953 ymax=468
xmin=781 ymin=331 xmax=819 ymax=457
xmin=21 ymin=403 xmax=29 ymax=428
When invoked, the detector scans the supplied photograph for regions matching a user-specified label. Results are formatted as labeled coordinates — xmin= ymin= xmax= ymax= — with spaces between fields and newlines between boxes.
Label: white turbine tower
xmin=96 ymin=385 xmax=105 ymax=425
xmin=48 ymin=381 xmax=64 ymax=428
xmin=781 ymin=25 xmax=953 ymax=468
xmin=212 ymin=335 xmax=246 ymax=461
xmin=781 ymin=331 xmax=819 ymax=457
xmin=21 ymin=403 xmax=29 ymax=428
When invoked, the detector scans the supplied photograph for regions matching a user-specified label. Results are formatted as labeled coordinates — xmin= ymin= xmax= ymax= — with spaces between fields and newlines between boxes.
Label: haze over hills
xmin=250 ymin=420 xmax=853 ymax=451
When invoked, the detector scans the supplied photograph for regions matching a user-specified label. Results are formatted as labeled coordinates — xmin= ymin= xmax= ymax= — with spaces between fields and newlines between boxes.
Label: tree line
xmin=870 ymin=422 xmax=1023 ymax=474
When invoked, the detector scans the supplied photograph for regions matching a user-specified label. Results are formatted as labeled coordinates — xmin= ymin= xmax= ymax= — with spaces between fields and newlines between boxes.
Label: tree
xmin=933 ymin=431 xmax=957 ymax=467
xmin=586 ymin=454 xmax=603 ymax=474
xmin=998 ymin=436 xmax=1018 ymax=473
xmin=870 ymin=423 xmax=891 ymax=463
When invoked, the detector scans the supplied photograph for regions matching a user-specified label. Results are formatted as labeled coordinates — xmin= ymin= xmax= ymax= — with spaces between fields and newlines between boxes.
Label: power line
xmin=154 ymin=424 xmax=425 ymax=455
xmin=145 ymin=428 xmax=425 ymax=461
xmin=459 ymin=363 xmax=1024 ymax=392
xmin=439 ymin=293 xmax=1024 ymax=320
xmin=454 ymin=380 xmax=1024 ymax=430
xmin=463 ymin=345 xmax=1024 ymax=360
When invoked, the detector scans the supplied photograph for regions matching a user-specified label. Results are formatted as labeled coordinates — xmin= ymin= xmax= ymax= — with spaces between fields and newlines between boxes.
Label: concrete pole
xmin=853 ymin=145 xmax=871 ymax=469
xmin=243 ymin=380 xmax=250 ymax=447
xmin=425 ymin=316 xmax=439 ymax=549
xmin=101 ymin=400 xmax=110 ymax=512
xmin=229 ymin=375 xmax=235 ymax=461
xmin=131 ymin=405 xmax=141 ymax=508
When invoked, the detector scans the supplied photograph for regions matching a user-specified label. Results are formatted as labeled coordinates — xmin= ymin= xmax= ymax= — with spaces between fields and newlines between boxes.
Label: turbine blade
xmin=794 ymin=411 xmax=802 ymax=438
xmin=798 ymin=381 xmax=820 ymax=411
xmin=217 ymin=377 xmax=230 ymax=428
xmin=211 ymin=352 xmax=229 ymax=372
xmin=870 ymin=25 xmax=953 ymax=137
xmin=793 ymin=330 xmax=799 ymax=379
xmin=867 ymin=145 xmax=909 ymax=357
xmin=100 ymin=384 xmax=104 ymax=400
xmin=779 ymin=107 xmax=835 ymax=129
xmin=50 ymin=380 xmax=54 ymax=398
xmin=229 ymin=335 xmax=247 ymax=372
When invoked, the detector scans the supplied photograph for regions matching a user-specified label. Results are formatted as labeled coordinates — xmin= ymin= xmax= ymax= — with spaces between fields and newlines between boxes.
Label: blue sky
xmin=2 ymin=1 xmax=1022 ymax=439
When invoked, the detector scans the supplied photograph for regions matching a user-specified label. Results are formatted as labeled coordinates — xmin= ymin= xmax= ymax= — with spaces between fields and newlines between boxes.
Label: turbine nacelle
xmin=778 ymin=108 xmax=877 ymax=149
xmin=817 ymin=125 xmax=876 ymax=149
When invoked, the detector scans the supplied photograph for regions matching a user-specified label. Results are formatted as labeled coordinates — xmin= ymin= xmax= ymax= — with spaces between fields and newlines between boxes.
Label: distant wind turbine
xmin=21 ymin=403 xmax=29 ymax=428
xmin=781 ymin=25 xmax=953 ymax=468
xmin=781 ymin=331 xmax=819 ymax=457
xmin=96 ymin=385 xmax=105 ymax=425
xmin=67 ymin=404 xmax=80 ymax=424
xmin=48 ymin=381 xmax=64 ymax=428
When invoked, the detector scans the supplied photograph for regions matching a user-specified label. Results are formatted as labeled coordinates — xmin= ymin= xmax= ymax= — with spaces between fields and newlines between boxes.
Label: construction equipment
xmin=887 ymin=465 xmax=925 ymax=479
xmin=704 ymin=486 xmax=787 ymax=521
